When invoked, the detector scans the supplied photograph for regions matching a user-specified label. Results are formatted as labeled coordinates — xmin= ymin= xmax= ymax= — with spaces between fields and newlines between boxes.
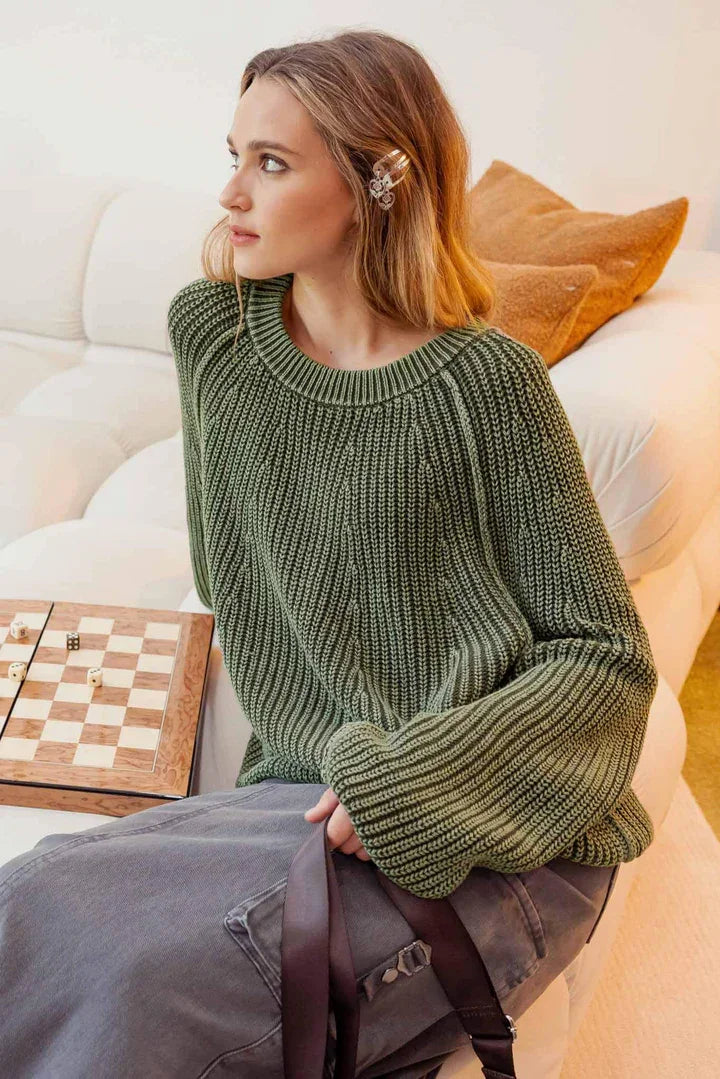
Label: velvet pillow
xmin=481 ymin=259 xmax=598 ymax=368
xmin=469 ymin=159 xmax=689 ymax=356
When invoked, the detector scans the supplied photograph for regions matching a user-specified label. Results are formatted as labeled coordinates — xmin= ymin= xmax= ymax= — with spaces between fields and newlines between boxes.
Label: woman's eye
xmin=228 ymin=151 xmax=286 ymax=174
xmin=260 ymin=153 xmax=287 ymax=173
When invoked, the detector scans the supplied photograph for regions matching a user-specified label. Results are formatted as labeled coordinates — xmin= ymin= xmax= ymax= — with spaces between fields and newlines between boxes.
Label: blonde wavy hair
xmin=201 ymin=28 xmax=497 ymax=355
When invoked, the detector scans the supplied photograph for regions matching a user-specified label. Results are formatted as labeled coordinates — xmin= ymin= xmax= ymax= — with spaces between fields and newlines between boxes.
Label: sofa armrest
xmin=549 ymin=328 xmax=720 ymax=581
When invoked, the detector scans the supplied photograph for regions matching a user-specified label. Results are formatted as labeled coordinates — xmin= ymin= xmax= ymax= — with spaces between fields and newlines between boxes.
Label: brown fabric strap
xmin=326 ymin=825 xmax=361 ymax=1075
xmin=281 ymin=817 xmax=359 ymax=1077
xmin=281 ymin=818 xmax=516 ymax=1078
xmin=372 ymin=865 xmax=517 ymax=1079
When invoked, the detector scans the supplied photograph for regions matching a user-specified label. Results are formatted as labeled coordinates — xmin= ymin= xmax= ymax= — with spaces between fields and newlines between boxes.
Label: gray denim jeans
xmin=0 ymin=778 xmax=618 ymax=1078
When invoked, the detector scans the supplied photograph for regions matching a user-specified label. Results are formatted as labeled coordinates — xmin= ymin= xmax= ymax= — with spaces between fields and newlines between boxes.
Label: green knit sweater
xmin=168 ymin=271 xmax=658 ymax=900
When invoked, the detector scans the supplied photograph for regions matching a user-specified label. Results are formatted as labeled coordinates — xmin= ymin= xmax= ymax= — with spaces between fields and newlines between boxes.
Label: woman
xmin=0 ymin=28 xmax=656 ymax=1079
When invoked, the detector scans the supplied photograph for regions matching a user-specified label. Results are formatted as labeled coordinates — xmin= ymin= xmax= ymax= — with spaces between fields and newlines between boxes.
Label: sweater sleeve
xmin=167 ymin=285 xmax=214 ymax=612
xmin=320 ymin=335 xmax=658 ymax=899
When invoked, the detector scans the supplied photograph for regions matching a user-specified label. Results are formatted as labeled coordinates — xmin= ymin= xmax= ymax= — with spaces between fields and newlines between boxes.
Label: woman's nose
xmin=220 ymin=188 xmax=249 ymax=212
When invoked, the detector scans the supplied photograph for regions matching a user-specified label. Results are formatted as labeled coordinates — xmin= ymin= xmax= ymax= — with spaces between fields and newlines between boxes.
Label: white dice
xmin=8 ymin=661 xmax=27 ymax=682
xmin=87 ymin=667 xmax=103 ymax=687
xmin=10 ymin=619 xmax=28 ymax=640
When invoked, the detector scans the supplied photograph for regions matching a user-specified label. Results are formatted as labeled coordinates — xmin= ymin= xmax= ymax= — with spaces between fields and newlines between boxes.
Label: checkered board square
xmin=0 ymin=601 xmax=47 ymax=728
xmin=0 ymin=599 xmax=215 ymax=816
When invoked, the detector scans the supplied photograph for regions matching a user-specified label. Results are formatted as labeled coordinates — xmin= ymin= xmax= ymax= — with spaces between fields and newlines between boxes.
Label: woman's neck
xmin=281 ymin=285 xmax=443 ymax=372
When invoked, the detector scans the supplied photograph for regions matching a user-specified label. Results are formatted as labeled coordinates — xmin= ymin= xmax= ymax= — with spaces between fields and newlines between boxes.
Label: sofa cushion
xmin=0 ymin=519 xmax=194 ymax=610
xmin=587 ymin=247 xmax=720 ymax=356
xmin=0 ymin=176 xmax=126 ymax=340
xmin=85 ymin=433 xmax=188 ymax=534
xmin=15 ymin=361 xmax=179 ymax=457
xmin=0 ymin=415 xmax=126 ymax=547
xmin=0 ymin=342 xmax=77 ymax=415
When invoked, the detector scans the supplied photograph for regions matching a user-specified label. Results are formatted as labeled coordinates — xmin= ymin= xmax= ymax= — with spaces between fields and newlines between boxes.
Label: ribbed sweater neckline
xmin=244 ymin=271 xmax=485 ymax=406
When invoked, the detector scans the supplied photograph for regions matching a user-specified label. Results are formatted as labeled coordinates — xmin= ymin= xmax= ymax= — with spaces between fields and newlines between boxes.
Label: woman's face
xmin=219 ymin=77 xmax=358 ymax=279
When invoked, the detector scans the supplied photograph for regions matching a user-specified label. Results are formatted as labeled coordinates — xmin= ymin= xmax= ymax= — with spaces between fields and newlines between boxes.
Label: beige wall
xmin=2 ymin=0 xmax=718 ymax=250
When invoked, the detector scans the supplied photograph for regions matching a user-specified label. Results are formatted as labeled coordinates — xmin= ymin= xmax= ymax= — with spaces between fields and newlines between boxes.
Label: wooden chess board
xmin=0 ymin=599 xmax=214 ymax=816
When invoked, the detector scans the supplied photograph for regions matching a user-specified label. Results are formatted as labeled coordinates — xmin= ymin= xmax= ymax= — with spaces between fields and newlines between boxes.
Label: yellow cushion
xmin=482 ymin=260 xmax=598 ymax=368
xmin=469 ymin=159 xmax=689 ymax=356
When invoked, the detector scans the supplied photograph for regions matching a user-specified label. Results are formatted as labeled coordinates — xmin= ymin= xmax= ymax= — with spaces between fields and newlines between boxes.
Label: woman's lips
xmin=230 ymin=232 xmax=260 ymax=245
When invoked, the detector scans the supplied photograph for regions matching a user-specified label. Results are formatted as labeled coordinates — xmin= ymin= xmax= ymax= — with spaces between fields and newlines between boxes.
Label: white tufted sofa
xmin=1 ymin=175 xmax=719 ymax=1077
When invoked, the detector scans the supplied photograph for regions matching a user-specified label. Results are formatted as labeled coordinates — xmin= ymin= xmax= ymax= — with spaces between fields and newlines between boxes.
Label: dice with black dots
xmin=10 ymin=619 xmax=28 ymax=640
xmin=8 ymin=661 xmax=27 ymax=683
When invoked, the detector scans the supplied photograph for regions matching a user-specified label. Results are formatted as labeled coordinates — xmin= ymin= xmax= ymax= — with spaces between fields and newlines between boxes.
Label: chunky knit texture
xmin=168 ymin=271 xmax=658 ymax=900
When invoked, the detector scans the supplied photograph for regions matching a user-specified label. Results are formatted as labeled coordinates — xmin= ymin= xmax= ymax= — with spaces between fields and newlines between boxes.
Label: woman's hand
xmin=304 ymin=787 xmax=372 ymax=862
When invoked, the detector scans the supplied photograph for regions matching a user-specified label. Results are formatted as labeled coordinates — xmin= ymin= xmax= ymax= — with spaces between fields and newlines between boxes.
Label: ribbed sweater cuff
xmin=320 ymin=720 xmax=655 ymax=900
xmin=320 ymin=721 xmax=478 ymax=899
xmin=562 ymin=787 xmax=655 ymax=864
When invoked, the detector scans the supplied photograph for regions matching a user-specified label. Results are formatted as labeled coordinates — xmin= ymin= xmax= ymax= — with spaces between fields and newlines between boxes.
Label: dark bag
xmin=281 ymin=817 xmax=518 ymax=1079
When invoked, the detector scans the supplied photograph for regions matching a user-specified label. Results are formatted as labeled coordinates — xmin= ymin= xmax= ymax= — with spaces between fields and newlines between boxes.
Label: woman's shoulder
xmin=455 ymin=325 xmax=552 ymax=401
xmin=166 ymin=279 xmax=255 ymax=390
xmin=167 ymin=276 xmax=243 ymax=345
xmin=448 ymin=326 xmax=576 ymax=466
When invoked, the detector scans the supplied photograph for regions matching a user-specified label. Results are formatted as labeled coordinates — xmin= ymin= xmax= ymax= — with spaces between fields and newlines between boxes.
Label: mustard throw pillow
xmin=481 ymin=260 xmax=599 ymax=368
xmin=469 ymin=159 xmax=689 ymax=356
